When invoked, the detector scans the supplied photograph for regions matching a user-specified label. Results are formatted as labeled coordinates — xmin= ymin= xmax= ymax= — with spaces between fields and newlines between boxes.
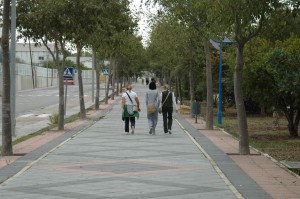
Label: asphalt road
xmin=0 ymin=84 xmax=94 ymax=117
xmin=0 ymin=83 xmax=108 ymax=139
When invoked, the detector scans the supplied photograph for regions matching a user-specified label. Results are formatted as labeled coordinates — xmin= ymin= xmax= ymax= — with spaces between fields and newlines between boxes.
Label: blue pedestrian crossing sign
xmin=102 ymin=69 xmax=109 ymax=76
xmin=64 ymin=67 xmax=73 ymax=79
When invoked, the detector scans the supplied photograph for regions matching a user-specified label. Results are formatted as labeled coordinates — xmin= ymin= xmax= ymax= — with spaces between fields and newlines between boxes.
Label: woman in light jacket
xmin=121 ymin=85 xmax=140 ymax=135
xmin=146 ymin=82 xmax=160 ymax=135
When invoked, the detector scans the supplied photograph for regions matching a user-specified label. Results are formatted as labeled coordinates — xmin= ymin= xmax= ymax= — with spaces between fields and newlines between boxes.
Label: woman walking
xmin=121 ymin=85 xmax=141 ymax=135
xmin=146 ymin=82 xmax=160 ymax=135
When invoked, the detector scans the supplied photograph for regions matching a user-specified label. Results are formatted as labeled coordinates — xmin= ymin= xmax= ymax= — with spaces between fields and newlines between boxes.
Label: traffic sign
xmin=102 ymin=69 xmax=109 ymax=76
xmin=64 ymin=67 xmax=73 ymax=79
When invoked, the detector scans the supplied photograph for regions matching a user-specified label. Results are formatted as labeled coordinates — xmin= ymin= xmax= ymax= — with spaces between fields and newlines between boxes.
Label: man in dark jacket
xmin=159 ymin=84 xmax=177 ymax=134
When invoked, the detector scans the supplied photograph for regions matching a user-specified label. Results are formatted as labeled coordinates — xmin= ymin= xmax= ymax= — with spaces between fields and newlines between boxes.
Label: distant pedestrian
xmin=121 ymin=85 xmax=141 ymax=135
xmin=146 ymin=78 xmax=149 ymax=85
xmin=159 ymin=84 xmax=177 ymax=134
xmin=151 ymin=77 xmax=156 ymax=83
xmin=146 ymin=82 xmax=160 ymax=135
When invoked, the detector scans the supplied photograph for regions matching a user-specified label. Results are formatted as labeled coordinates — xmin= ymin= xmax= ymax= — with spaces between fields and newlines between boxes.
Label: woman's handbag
xmin=147 ymin=91 xmax=158 ymax=114
xmin=147 ymin=104 xmax=156 ymax=113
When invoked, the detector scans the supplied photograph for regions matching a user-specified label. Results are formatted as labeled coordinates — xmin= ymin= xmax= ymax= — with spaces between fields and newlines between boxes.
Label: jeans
xmin=125 ymin=117 xmax=135 ymax=132
xmin=147 ymin=112 xmax=158 ymax=133
xmin=162 ymin=107 xmax=173 ymax=133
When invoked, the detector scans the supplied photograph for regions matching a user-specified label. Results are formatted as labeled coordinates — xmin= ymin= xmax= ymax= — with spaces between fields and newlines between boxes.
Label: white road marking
xmin=37 ymin=114 xmax=51 ymax=118
xmin=19 ymin=114 xmax=34 ymax=117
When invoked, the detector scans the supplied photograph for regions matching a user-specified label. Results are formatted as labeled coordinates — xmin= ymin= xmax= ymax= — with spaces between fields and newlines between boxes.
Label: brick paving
xmin=0 ymin=83 xmax=299 ymax=198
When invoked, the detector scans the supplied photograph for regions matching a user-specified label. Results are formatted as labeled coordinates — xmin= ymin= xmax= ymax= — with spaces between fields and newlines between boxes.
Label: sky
xmin=130 ymin=0 xmax=158 ymax=46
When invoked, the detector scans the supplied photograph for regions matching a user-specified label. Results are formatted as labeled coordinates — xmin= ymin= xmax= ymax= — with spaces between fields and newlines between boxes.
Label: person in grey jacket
xmin=146 ymin=82 xmax=160 ymax=135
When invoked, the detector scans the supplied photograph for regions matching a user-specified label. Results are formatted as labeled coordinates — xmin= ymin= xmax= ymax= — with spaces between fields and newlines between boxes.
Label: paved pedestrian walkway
xmin=0 ymin=82 xmax=299 ymax=198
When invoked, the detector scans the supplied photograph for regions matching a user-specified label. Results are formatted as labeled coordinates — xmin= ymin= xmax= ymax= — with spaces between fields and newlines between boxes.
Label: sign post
xmin=102 ymin=69 xmax=109 ymax=88
xmin=64 ymin=67 xmax=74 ymax=116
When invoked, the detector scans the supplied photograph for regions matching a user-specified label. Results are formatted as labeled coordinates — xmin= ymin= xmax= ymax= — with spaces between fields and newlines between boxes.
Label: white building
xmin=15 ymin=43 xmax=95 ymax=68
xmin=66 ymin=56 xmax=93 ymax=68
xmin=16 ymin=43 xmax=57 ymax=65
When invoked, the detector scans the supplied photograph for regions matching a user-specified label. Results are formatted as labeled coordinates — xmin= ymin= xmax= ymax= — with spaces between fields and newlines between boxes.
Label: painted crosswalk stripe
xmin=19 ymin=114 xmax=34 ymax=117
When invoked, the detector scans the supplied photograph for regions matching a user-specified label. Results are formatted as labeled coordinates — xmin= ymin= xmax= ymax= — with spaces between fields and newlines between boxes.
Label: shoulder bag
xmin=147 ymin=91 xmax=158 ymax=114
xmin=125 ymin=92 xmax=137 ymax=115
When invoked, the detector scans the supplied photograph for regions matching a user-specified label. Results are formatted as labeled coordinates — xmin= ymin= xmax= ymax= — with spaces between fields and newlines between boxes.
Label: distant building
xmin=66 ymin=56 xmax=93 ymax=68
xmin=15 ymin=43 xmax=110 ymax=69
xmin=16 ymin=43 xmax=58 ymax=65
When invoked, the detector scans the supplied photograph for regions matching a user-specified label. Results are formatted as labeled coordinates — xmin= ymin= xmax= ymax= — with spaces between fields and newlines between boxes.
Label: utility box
xmin=192 ymin=101 xmax=201 ymax=123
xmin=192 ymin=101 xmax=201 ymax=116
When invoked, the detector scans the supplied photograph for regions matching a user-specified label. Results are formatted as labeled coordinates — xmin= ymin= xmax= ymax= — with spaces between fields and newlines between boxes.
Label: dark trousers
xmin=125 ymin=117 xmax=135 ymax=132
xmin=162 ymin=107 xmax=173 ymax=133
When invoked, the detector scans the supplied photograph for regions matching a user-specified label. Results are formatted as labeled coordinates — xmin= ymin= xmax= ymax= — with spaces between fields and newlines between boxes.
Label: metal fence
xmin=0 ymin=63 xmax=94 ymax=93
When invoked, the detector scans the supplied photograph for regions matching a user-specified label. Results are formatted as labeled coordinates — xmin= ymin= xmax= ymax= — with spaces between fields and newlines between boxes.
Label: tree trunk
xmin=116 ymin=68 xmax=120 ymax=96
xmin=235 ymin=44 xmax=250 ymax=155
xmin=111 ymin=60 xmax=116 ymax=100
xmin=1 ymin=0 xmax=13 ymax=156
xmin=259 ymin=96 xmax=266 ymax=115
xmin=175 ymin=76 xmax=179 ymax=104
xmin=51 ymin=67 xmax=54 ymax=86
xmin=56 ymin=40 xmax=65 ymax=130
xmin=105 ymin=60 xmax=112 ymax=104
xmin=294 ymin=111 xmax=300 ymax=137
xmin=189 ymin=66 xmax=195 ymax=112
xmin=95 ymin=67 xmax=100 ymax=110
xmin=284 ymin=108 xmax=299 ymax=137
xmin=28 ymin=40 xmax=35 ymax=88
xmin=76 ymin=46 xmax=86 ymax=118
xmin=58 ymin=64 xmax=65 ymax=130
xmin=120 ymin=76 xmax=123 ymax=94
xmin=204 ymin=39 xmax=214 ymax=130
xmin=179 ymin=77 xmax=183 ymax=105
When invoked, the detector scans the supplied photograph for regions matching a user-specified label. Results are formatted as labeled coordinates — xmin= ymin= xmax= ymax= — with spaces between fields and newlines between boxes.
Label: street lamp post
xmin=11 ymin=0 xmax=16 ymax=136
xmin=218 ymin=42 xmax=223 ymax=125
xmin=210 ymin=36 xmax=236 ymax=125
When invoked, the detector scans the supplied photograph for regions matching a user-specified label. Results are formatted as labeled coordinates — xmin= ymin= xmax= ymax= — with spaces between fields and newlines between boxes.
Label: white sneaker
xmin=125 ymin=132 xmax=129 ymax=135
xmin=131 ymin=127 xmax=135 ymax=134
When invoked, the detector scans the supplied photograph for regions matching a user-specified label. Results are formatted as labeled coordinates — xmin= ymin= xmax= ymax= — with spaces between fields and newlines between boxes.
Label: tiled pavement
xmin=0 ymin=83 xmax=299 ymax=198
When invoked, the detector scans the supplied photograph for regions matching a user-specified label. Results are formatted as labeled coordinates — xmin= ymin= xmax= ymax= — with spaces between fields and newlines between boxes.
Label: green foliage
xmin=49 ymin=113 xmax=59 ymax=124
xmin=243 ymin=38 xmax=275 ymax=112
xmin=262 ymin=1 xmax=300 ymax=42
xmin=116 ymin=34 xmax=147 ymax=78
xmin=264 ymin=39 xmax=300 ymax=137
xmin=266 ymin=48 xmax=300 ymax=94
xmin=146 ymin=13 xmax=205 ymax=101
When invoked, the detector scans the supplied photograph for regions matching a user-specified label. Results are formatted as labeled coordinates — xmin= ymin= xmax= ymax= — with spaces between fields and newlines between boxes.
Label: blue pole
xmin=217 ymin=42 xmax=223 ymax=125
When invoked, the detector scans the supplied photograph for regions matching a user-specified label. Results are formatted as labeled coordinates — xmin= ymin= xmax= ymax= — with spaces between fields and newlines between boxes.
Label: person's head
xmin=126 ymin=84 xmax=132 ymax=91
xmin=151 ymin=77 xmax=156 ymax=83
xmin=163 ymin=84 xmax=169 ymax=90
xmin=149 ymin=82 xmax=156 ymax=90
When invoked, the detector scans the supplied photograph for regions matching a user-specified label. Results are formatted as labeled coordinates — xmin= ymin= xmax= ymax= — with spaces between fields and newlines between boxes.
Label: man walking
xmin=160 ymin=84 xmax=177 ymax=134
